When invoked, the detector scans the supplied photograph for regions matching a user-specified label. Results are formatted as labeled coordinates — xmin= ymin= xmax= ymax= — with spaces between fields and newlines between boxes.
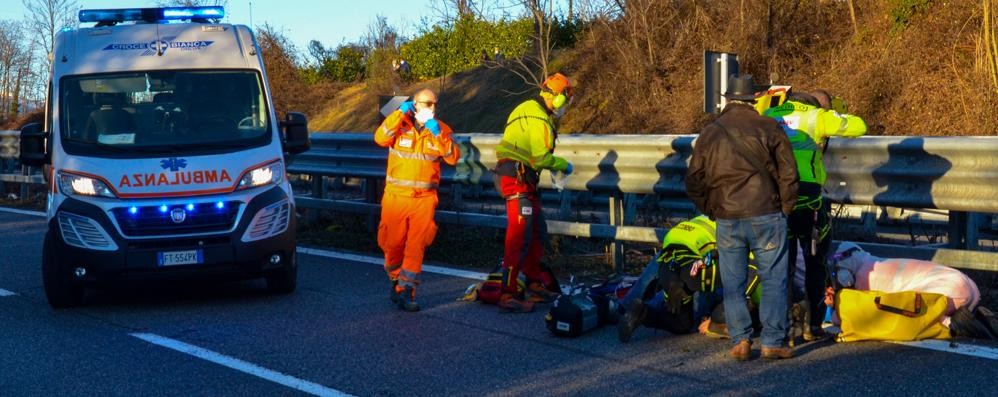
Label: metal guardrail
xmin=3 ymin=131 xmax=997 ymax=270
xmin=291 ymin=133 xmax=998 ymax=213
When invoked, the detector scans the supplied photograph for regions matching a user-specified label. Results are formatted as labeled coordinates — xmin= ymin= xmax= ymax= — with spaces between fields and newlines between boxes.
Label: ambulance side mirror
xmin=19 ymin=123 xmax=49 ymax=167
xmin=280 ymin=112 xmax=311 ymax=155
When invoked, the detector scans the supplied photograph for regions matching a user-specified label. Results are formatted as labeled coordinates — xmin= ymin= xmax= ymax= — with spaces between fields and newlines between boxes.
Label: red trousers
xmin=378 ymin=192 xmax=438 ymax=288
xmin=500 ymin=175 xmax=551 ymax=294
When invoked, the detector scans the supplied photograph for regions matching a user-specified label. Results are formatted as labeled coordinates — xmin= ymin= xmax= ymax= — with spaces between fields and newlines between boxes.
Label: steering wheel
xmin=238 ymin=116 xmax=262 ymax=129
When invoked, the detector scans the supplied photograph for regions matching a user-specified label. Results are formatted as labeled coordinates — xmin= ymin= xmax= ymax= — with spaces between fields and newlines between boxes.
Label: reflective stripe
xmin=390 ymin=148 xmax=438 ymax=162
xmin=688 ymin=217 xmax=717 ymax=237
xmin=497 ymin=140 xmax=532 ymax=159
xmin=385 ymin=262 xmax=402 ymax=271
xmin=399 ymin=269 xmax=421 ymax=286
xmin=380 ymin=125 xmax=396 ymax=139
xmin=386 ymin=175 xmax=438 ymax=189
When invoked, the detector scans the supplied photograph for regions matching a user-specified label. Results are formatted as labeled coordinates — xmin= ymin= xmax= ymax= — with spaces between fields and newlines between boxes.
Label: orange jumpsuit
xmin=374 ymin=109 xmax=460 ymax=290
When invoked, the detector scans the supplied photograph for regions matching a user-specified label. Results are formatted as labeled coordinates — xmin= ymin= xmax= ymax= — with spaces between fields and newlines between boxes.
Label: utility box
xmin=703 ymin=51 xmax=739 ymax=114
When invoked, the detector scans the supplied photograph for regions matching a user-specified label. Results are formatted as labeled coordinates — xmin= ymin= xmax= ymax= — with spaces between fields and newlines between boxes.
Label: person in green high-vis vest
xmin=763 ymin=89 xmax=867 ymax=341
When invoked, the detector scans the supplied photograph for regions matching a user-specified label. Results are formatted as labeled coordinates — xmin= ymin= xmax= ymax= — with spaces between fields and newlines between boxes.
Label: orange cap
xmin=542 ymin=73 xmax=574 ymax=97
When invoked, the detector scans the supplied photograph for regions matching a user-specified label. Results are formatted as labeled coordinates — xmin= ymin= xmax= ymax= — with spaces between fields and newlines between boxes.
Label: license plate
xmin=157 ymin=250 xmax=204 ymax=266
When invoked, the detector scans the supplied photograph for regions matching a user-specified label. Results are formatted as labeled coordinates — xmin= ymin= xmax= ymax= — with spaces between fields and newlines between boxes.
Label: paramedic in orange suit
xmin=374 ymin=89 xmax=460 ymax=312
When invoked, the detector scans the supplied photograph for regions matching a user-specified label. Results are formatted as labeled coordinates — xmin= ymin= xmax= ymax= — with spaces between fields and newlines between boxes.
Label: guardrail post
xmin=365 ymin=178 xmax=379 ymax=234
xmin=559 ymin=190 xmax=572 ymax=219
xmin=20 ymin=165 xmax=29 ymax=201
xmin=452 ymin=184 xmax=464 ymax=210
xmin=967 ymin=213 xmax=980 ymax=250
xmin=948 ymin=211 xmax=969 ymax=249
xmin=861 ymin=205 xmax=877 ymax=236
xmin=609 ymin=192 xmax=624 ymax=273
xmin=305 ymin=174 xmax=326 ymax=225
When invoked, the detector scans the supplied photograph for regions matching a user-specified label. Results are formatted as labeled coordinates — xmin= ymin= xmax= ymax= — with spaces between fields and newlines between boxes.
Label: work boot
xmin=730 ymin=340 xmax=752 ymax=361
xmin=396 ymin=285 xmax=420 ymax=312
xmin=498 ymin=293 xmax=534 ymax=313
xmin=617 ymin=299 xmax=647 ymax=343
xmin=761 ymin=345 xmax=794 ymax=359
xmin=389 ymin=280 xmax=400 ymax=304
xmin=527 ymin=282 xmax=559 ymax=304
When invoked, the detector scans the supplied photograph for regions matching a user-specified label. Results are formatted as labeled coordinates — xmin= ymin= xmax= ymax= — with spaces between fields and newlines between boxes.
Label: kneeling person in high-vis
xmin=374 ymin=89 xmax=460 ymax=311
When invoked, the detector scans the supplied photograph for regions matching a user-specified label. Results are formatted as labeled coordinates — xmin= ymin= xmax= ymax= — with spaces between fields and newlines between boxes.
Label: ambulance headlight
xmin=237 ymin=162 xmax=283 ymax=190
xmin=58 ymin=172 xmax=116 ymax=198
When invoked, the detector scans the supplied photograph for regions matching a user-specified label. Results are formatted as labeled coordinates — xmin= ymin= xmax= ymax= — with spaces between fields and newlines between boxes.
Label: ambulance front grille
xmin=111 ymin=202 xmax=241 ymax=237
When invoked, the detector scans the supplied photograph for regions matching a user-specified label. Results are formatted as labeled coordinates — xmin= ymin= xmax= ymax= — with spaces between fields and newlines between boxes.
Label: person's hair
xmin=788 ymin=91 xmax=820 ymax=107
xmin=810 ymin=89 xmax=832 ymax=109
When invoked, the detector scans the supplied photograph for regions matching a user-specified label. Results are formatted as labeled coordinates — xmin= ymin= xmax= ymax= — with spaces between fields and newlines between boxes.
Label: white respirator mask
xmin=415 ymin=108 xmax=434 ymax=125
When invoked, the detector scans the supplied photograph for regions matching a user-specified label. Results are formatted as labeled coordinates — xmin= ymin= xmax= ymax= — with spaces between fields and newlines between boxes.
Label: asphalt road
xmin=1 ymin=210 xmax=996 ymax=396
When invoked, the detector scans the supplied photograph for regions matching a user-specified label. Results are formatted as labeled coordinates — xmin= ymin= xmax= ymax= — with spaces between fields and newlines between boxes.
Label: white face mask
xmin=414 ymin=108 xmax=434 ymax=124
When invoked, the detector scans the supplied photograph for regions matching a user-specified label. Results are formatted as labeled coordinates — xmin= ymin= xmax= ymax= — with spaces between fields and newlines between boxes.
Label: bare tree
xmin=0 ymin=20 xmax=35 ymax=120
xmin=500 ymin=0 xmax=561 ymax=91
xmin=22 ymin=0 xmax=78 ymax=73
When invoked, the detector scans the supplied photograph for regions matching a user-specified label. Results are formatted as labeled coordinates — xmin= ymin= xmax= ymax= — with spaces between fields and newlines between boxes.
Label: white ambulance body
xmin=19 ymin=7 xmax=311 ymax=307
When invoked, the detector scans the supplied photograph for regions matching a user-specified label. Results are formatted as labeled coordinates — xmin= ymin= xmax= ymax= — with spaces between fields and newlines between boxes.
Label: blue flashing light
xmin=215 ymin=201 xmax=225 ymax=209
xmin=159 ymin=205 xmax=169 ymax=213
xmin=129 ymin=206 xmax=138 ymax=215
xmin=186 ymin=203 xmax=195 ymax=211
xmin=79 ymin=6 xmax=224 ymax=23
xmin=163 ymin=7 xmax=224 ymax=19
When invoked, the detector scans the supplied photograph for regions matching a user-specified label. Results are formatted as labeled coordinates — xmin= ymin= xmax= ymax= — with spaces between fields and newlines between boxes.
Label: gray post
xmin=20 ymin=165 xmax=30 ymax=201
xmin=305 ymin=174 xmax=326 ymax=225
xmin=452 ymin=184 xmax=464 ymax=210
xmin=948 ymin=211 xmax=968 ymax=249
xmin=365 ymin=178 xmax=380 ymax=234
xmin=559 ymin=190 xmax=571 ymax=219
xmin=966 ymin=213 xmax=980 ymax=250
xmin=609 ymin=192 xmax=624 ymax=273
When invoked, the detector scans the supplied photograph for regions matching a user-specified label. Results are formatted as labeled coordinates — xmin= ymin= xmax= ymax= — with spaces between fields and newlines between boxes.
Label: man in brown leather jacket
xmin=686 ymin=74 xmax=799 ymax=361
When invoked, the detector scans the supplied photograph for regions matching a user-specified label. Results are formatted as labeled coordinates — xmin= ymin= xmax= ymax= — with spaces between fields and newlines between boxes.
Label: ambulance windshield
xmin=60 ymin=70 xmax=271 ymax=156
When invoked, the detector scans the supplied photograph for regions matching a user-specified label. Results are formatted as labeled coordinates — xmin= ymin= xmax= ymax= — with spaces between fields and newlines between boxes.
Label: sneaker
xmin=396 ymin=285 xmax=420 ymax=312
xmin=617 ymin=299 xmax=647 ymax=343
xmin=705 ymin=321 xmax=730 ymax=339
xmin=498 ymin=293 xmax=534 ymax=313
xmin=803 ymin=325 xmax=828 ymax=342
xmin=761 ymin=345 xmax=794 ymax=359
xmin=527 ymin=282 xmax=558 ymax=303
xmin=730 ymin=340 xmax=752 ymax=361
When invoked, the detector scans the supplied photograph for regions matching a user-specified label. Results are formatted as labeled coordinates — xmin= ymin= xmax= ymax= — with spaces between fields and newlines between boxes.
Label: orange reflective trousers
xmin=378 ymin=192 xmax=439 ymax=288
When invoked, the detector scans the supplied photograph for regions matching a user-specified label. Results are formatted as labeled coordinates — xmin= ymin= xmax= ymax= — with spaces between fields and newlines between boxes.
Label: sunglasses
xmin=416 ymin=101 xmax=437 ymax=107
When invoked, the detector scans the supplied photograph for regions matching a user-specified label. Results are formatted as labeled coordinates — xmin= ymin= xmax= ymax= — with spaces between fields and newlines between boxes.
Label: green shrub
xmin=889 ymin=0 xmax=932 ymax=34
xmin=401 ymin=17 xmax=534 ymax=79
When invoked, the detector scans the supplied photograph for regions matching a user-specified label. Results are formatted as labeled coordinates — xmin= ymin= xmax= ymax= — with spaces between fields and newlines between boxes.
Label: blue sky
xmin=0 ymin=1 xmax=465 ymax=55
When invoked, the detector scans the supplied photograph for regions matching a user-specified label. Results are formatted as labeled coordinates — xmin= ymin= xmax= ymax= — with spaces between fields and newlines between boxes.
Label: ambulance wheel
xmin=42 ymin=230 xmax=85 ymax=308
xmin=265 ymin=253 xmax=297 ymax=294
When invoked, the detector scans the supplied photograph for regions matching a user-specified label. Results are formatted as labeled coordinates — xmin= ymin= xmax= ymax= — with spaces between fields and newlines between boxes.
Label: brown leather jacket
xmin=685 ymin=103 xmax=799 ymax=220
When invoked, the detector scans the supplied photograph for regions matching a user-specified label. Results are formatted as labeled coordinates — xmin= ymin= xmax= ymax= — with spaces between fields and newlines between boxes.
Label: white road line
xmin=0 ymin=206 xmax=45 ymax=217
xmin=823 ymin=325 xmax=998 ymax=360
xmin=889 ymin=339 xmax=998 ymax=361
xmin=296 ymin=246 xmax=488 ymax=280
xmin=129 ymin=333 xmax=353 ymax=397
xmin=0 ymin=288 xmax=16 ymax=297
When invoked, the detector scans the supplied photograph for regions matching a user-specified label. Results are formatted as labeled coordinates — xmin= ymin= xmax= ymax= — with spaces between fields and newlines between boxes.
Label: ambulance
xmin=18 ymin=6 xmax=311 ymax=307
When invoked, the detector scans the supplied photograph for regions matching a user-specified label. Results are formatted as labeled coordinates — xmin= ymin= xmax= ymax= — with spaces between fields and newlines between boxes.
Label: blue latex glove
xmin=424 ymin=119 xmax=441 ymax=136
xmin=398 ymin=101 xmax=415 ymax=115
xmin=564 ymin=162 xmax=574 ymax=175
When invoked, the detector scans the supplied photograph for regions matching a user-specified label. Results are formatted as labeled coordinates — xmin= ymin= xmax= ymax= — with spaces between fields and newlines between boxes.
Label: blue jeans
xmin=717 ymin=212 xmax=789 ymax=348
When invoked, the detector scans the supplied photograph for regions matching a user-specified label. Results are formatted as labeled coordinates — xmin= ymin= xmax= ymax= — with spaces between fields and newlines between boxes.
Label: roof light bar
xmin=79 ymin=6 xmax=224 ymax=24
